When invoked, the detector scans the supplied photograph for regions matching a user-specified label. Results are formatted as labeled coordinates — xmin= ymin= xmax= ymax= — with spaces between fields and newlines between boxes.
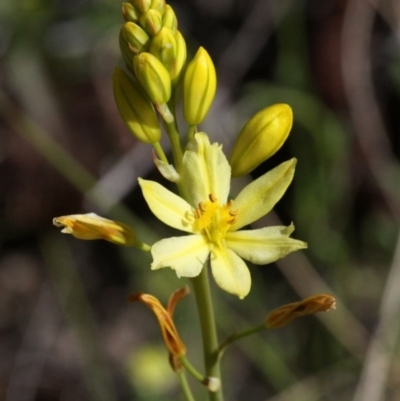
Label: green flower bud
xmin=229 ymin=104 xmax=293 ymax=177
xmin=171 ymin=30 xmax=186 ymax=86
xmin=150 ymin=0 xmax=165 ymax=12
xmin=149 ymin=27 xmax=176 ymax=71
xmin=183 ymin=47 xmax=216 ymax=125
xmin=133 ymin=52 xmax=171 ymax=106
xmin=162 ymin=5 xmax=177 ymax=31
xmin=113 ymin=67 xmax=161 ymax=144
xmin=122 ymin=21 xmax=150 ymax=54
xmin=140 ymin=9 xmax=163 ymax=36
xmin=149 ymin=27 xmax=186 ymax=86
xmin=132 ymin=0 xmax=151 ymax=13
xmin=119 ymin=28 xmax=135 ymax=72
xmin=122 ymin=2 xmax=139 ymax=22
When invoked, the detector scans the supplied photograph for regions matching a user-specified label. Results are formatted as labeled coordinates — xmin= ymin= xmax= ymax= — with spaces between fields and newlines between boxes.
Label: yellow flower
xmin=139 ymin=133 xmax=307 ymax=299
xmin=53 ymin=213 xmax=136 ymax=246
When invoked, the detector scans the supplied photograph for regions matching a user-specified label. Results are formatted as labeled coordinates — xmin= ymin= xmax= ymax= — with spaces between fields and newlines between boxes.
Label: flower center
xmin=193 ymin=194 xmax=238 ymax=248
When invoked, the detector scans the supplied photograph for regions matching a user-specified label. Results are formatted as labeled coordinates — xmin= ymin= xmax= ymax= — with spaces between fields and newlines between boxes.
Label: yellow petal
xmin=151 ymin=235 xmax=210 ymax=277
xmin=53 ymin=213 xmax=135 ymax=246
xmin=225 ymin=224 xmax=307 ymax=264
xmin=230 ymin=158 xmax=296 ymax=231
xmin=182 ymin=133 xmax=231 ymax=206
xmin=139 ymin=178 xmax=194 ymax=232
xmin=210 ymin=246 xmax=251 ymax=299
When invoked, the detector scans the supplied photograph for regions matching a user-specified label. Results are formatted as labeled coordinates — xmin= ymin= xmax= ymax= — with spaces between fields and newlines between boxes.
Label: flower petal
xmin=139 ymin=178 xmax=194 ymax=232
xmin=225 ymin=224 xmax=307 ymax=264
xmin=151 ymin=235 xmax=210 ymax=277
xmin=210 ymin=246 xmax=251 ymax=299
xmin=182 ymin=133 xmax=231 ymax=206
xmin=230 ymin=158 xmax=296 ymax=231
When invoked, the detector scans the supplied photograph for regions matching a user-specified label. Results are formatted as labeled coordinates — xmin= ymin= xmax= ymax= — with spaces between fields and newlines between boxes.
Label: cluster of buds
xmin=115 ymin=0 xmax=186 ymax=130
xmin=114 ymin=0 xmax=218 ymax=146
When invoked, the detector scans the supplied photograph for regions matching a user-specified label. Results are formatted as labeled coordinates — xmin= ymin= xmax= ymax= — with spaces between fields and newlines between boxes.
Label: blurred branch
xmin=0 ymin=90 xmax=156 ymax=240
xmin=41 ymin=235 xmax=118 ymax=401
xmin=341 ymin=0 xmax=400 ymax=222
xmin=351 ymin=229 xmax=400 ymax=401
xmin=5 ymin=284 xmax=61 ymax=401
xmin=342 ymin=0 xmax=400 ymax=400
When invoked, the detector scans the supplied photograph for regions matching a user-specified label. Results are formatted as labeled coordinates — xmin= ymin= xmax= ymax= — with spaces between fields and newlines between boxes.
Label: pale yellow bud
xmin=149 ymin=28 xmax=186 ymax=86
xmin=132 ymin=0 xmax=151 ymax=13
xmin=140 ymin=9 xmax=163 ymax=36
xmin=150 ymin=0 xmax=165 ymax=12
xmin=122 ymin=21 xmax=150 ymax=54
xmin=171 ymin=30 xmax=186 ymax=86
xmin=122 ymin=2 xmax=139 ymax=22
xmin=149 ymin=27 xmax=176 ymax=71
xmin=119 ymin=28 xmax=135 ymax=72
xmin=183 ymin=47 xmax=216 ymax=125
xmin=113 ymin=67 xmax=161 ymax=144
xmin=162 ymin=5 xmax=177 ymax=31
xmin=133 ymin=52 xmax=171 ymax=106
xmin=53 ymin=213 xmax=136 ymax=246
xmin=229 ymin=104 xmax=293 ymax=177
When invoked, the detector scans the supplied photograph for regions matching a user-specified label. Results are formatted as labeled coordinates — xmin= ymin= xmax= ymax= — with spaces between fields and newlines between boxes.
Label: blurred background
xmin=1 ymin=0 xmax=400 ymax=400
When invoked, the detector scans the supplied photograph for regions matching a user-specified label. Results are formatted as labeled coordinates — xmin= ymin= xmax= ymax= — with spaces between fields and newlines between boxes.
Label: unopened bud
xmin=133 ymin=52 xmax=171 ymax=106
xmin=149 ymin=27 xmax=186 ymax=86
xmin=162 ymin=5 xmax=177 ymax=31
xmin=119 ymin=28 xmax=135 ymax=72
xmin=183 ymin=47 xmax=216 ymax=125
xmin=122 ymin=2 xmax=139 ymax=22
xmin=150 ymin=0 xmax=165 ymax=12
xmin=229 ymin=104 xmax=293 ymax=177
xmin=53 ymin=213 xmax=136 ymax=246
xmin=149 ymin=27 xmax=176 ymax=71
xmin=113 ymin=67 xmax=161 ymax=144
xmin=122 ymin=21 xmax=150 ymax=54
xmin=132 ymin=0 xmax=151 ymax=13
xmin=171 ymin=30 xmax=186 ymax=86
xmin=140 ymin=9 xmax=163 ymax=36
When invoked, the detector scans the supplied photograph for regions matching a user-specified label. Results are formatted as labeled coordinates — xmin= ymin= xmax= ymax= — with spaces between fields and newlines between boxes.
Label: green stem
xmin=177 ymin=370 xmax=197 ymax=401
xmin=218 ymin=323 xmax=266 ymax=359
xmin=179 ymin=356 xmax=206 ymax=383
xmin=187 ymin=125 xmax=196 ymax=142
xmin=191 ymin=264 xmax=224 ymax=401
xmin=153 ymin=141 xmax=169 ymax=164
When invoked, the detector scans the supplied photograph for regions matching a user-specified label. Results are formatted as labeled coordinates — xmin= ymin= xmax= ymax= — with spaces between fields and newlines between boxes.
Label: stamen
xmin=209 ymin=194 xmax=217 ymax=202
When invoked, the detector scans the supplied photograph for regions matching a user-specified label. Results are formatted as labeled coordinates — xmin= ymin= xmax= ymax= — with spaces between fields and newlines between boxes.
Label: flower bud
xmin=140 ymin=9 xmax=163 ymax=36
xmin=53 ymin=213 xmax=136 ymax=246
xmin=229 ymin=104 xmax=293 ymax=177
xmin=149 ymin=27 xmax=176 ymax=71
xmin=113 ymin=67 xmax=161 ymax=144
xmin=149 ymin=27 xmax=186 ymax=86
xmin=183 ymin=47 xmax=216 ymax=125
xmin=162 ymin=5 xmax=177 ymax=31
xmin=133 ymin=52 xmax=171 ymax=106
xmin=171 ymin=30 xmax=186 ymax=86
xmin=119 ymin=28 xmax=135 ymax=72
xmin=122 ymin=21 xmax=150 ymax=54
xmin=150 ymin=0 xmax=165 ymax=12
xmin=122 ymin=2 xmax=139 ymax=22
xmin=132 ymin=0 xmax=151 ymax=13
